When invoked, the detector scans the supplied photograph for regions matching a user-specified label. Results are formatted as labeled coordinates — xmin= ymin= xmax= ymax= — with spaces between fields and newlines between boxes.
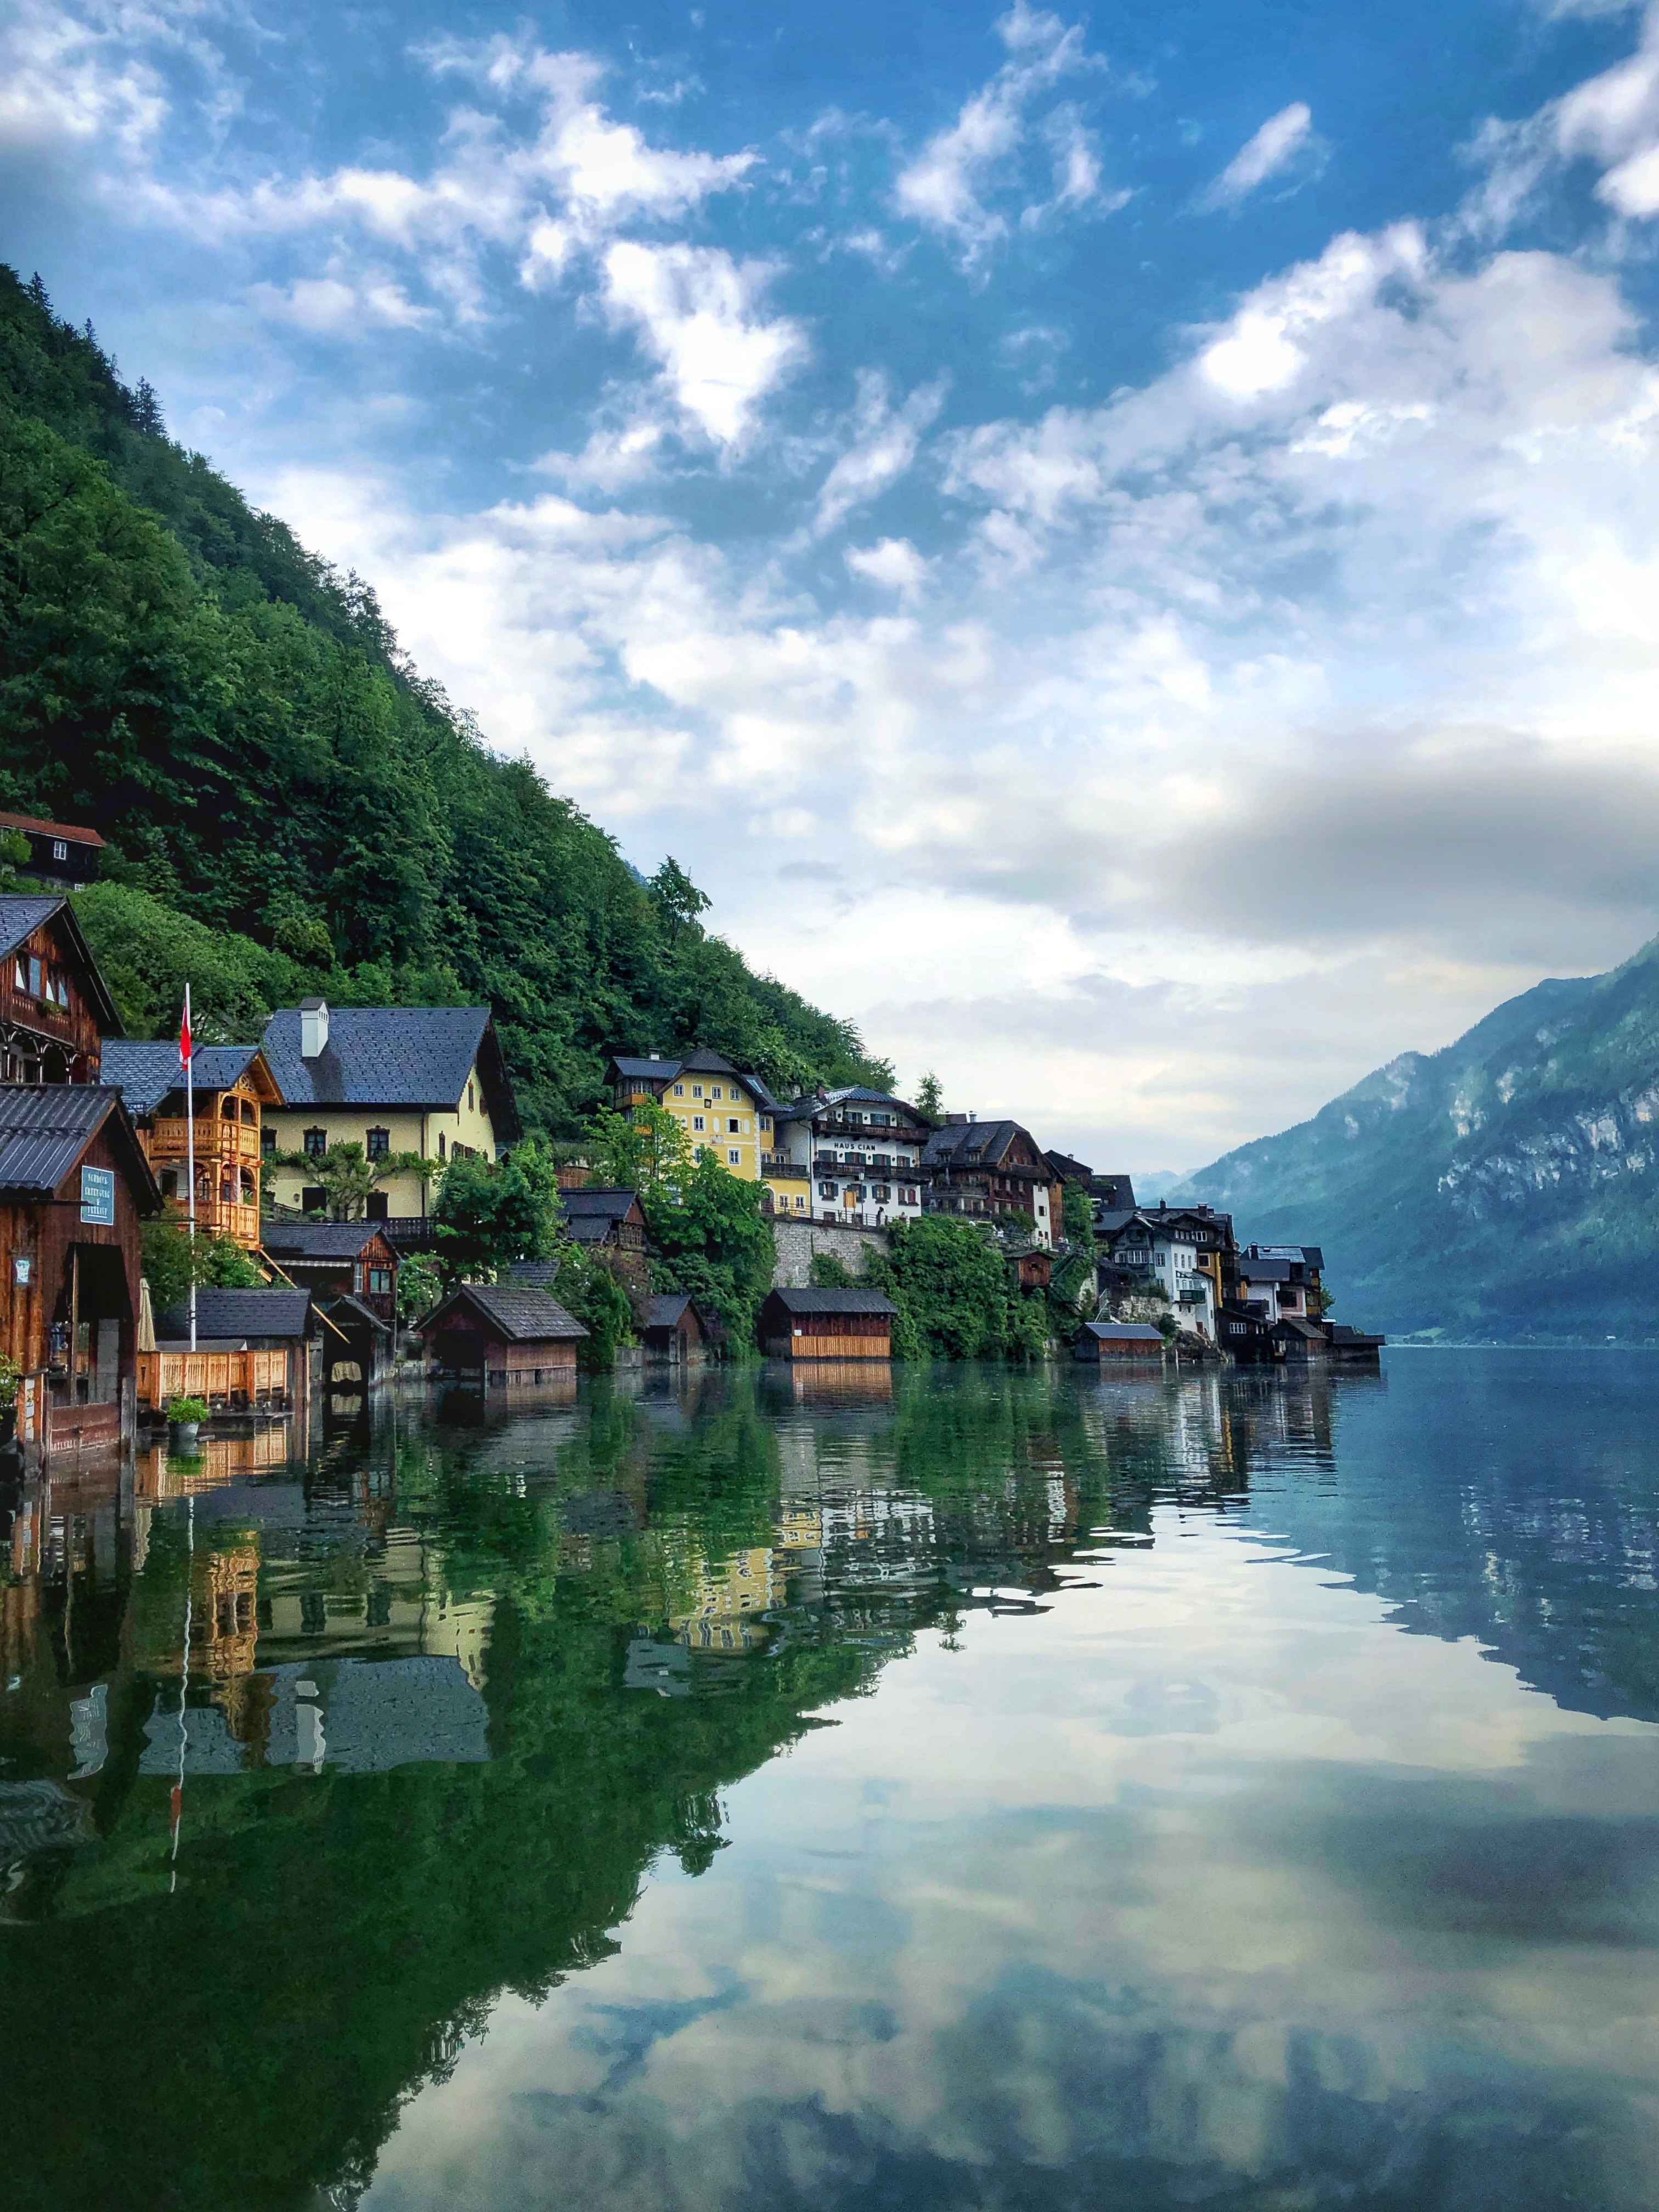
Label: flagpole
xmin=184 ymin=985 xmax=196 ymax=1354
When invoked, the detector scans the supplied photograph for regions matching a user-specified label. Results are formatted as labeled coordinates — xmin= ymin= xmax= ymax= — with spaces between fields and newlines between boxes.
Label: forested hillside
xmin=1177 ymin=937 xmax=1659 ymax=1341
xmin=0 ymin=267 xmax=888 ymax=1132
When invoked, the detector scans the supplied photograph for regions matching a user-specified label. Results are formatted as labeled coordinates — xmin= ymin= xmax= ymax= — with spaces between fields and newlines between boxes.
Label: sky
xmin=5 ymin=0 xmax=1659 ymax=1173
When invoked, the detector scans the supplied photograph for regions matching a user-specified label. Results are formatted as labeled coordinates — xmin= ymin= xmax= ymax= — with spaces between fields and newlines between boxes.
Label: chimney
xmin=300 ymin=997 xmax=330 ymax=1058
xmin=946 ymin=1112 xmax=970 ymax=1125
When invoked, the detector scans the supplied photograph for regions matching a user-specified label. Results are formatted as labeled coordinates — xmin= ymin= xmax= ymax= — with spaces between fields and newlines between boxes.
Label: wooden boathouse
xmin=417 ymin=1283 xmax=588 ymax=1386
xmin=759 ymin=1286 xmax=896 ymax=1362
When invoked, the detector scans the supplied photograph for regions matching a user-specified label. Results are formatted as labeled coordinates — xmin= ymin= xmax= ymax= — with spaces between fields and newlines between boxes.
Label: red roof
xmin=0 ymin=810 xmax=105 ymax=849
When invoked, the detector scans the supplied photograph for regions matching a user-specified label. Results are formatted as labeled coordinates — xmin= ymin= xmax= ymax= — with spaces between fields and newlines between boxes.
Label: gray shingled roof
xmin=0 ymin=1085 xmax=157 ymax=1204
xmin=262 ymin=1006 xmax=520 ymax=1135
xmin=559 ymin=1187 xmax=640 ymax=1221
xmin=772 ymin=1084 xmax=925 ymax=1126
xmin=262 ymin=1221 xmax=392 ymax=1260
xmin=922 ymin=1119 xmax=1027 ymax=1169
xmin=0 ymin=896 xmax=123 ymax=1032
xmin=645 ymin=1293 xmax=694 ymax=1330
xmin=155 ymin=1288 xmax=313 ymax=1342
xmin=765 ymin=1286 xmax=896 ymax=1316
xmin=1083 ymin=1321 xmax=1165 ymax=1341
xmin=424 ymin=1283 xmax=588 ymax=1342
xmin=102 ymin=1041 xmax=267 ymax=1116
xmin=0 ymin=896 xmax=64 ymax=960
xmin=505 ymin=1258 xmax=561 ymax=1286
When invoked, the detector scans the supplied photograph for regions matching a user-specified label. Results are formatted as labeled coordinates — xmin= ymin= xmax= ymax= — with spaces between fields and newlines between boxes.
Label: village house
xmin=1095 ymin=1202 xmax=1235 ymax=1336
xmin=0 ymin=811 xmax=104 ymax=888
xmin=0 ymin=895 xmax=121 ymax=1086
xmin=759 ymin=1285 xmax=896 ymax=1362
xmin=557 ymin=1186 xmax=650 ymax=1289
xmin=764 ymin=1085 xmax=931 ymax=1226
xmin=1235 ymin=1245 xmax=1324 ymax=1325
xmin=259 ymin=1220 xmax=398 ymax=1385
xmin=605 ymin=1048 xmax=771 ymax=1183
xmin=261 ymin=1000 xmax=519 ymax=1221
xmin=417 ymin=1282 xmax=588 ymax=1387
xmin=922 ymin=1116 xmax=1062 ymax=1248
xmin=0 ymin=1084 xmax=160 ymax=1469
xmin=102 ymin=1041 xmax=282 ymax=1252
xmin=641 ymin=1293 xmax=707 ymax=1365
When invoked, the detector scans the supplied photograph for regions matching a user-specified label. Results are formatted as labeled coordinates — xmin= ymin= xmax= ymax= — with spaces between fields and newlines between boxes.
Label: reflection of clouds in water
xmin=365 ymin=1514 xmax=1659 ymax=2211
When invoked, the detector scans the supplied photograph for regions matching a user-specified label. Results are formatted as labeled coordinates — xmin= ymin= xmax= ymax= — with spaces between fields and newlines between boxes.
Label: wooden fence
xmin=138 ymin=1347 xmax=292 ymax=1411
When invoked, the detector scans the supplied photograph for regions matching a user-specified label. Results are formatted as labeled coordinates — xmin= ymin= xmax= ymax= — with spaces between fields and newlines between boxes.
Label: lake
xmin=4 ymin=1350 xmax=1659 ymax=2211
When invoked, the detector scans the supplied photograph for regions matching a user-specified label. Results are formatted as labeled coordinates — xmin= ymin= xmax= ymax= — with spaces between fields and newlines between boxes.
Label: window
xmin=51 ymin=839 xmax=67 ymax=862
xmin=365 ymin=1126 xmax=390 ymax=1160
xmin=221 ymin=1094 xmax=238 ymax=1120
xmin=674 ymin=1083 xmax=684 ymax=1096
xmin=11 ymin=958 xmax=24 ymax=990
xmin=241 ymin=1098 xmax=256 ymax=1124
xmin=303 ymin=1126 xmax=328 ymax=1158
xmin=712 ymin=1085 xmax=723 ymax=1099
xmin=692 ymin=1083 xmax=703 ymax=1098
xmin=819 ymin=1181 xmax=837 ymax=1199
xmin=438 ymin=1132 xmax=447 ymax=1160
xmin=28 ymin=956 xmax=42 ymax=997
xmin=48 ymin=969 xmax=69 ymax=1009
xmin=368 ymin=1266 xmax=393 ymax=1296
xmin=759 ymin=1117 xmax=771 ymax=1135
xmin=261 ymin=1126 xmax=275 ymax=1156
xmin=727 ymin=1117 xmax=740 ymax=1133
xmin=160 ymin=1169 xmax=178 ymax=1200
xmin=467 ymin=1081 xmax=475 ymax=1112
xmin=794 ymin=1194 xmax=806 ymax=1210
xmin=727 ymin=1148 xmax=741 ymax=1166
xmin=873 ymin=1184 xmax=890 ymax=1202
xmin=692 ymin=1114 xmax=705 ymax=1131
xmin=302 ymin=1186 xmax=327 ymax=1215
xmin=365 ymin=1192 xmax=388 ymax=1221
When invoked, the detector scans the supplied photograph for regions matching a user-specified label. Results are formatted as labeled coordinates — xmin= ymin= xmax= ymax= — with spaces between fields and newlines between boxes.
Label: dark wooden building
xmin=0 ymin=812 xmax=105 ymax=888
xmin=146 ymin=1287 xmax=319 ymax=1414
xmin=760 ymin=1286 xmax=895 ymax=1362
xmin=259 ymin=1220 xmax=399 ymax=1325
xmin=0 ymin=895 xmax=122 ymax=1085
xmin=558 ymin=1187 xmax=650 ymax=1289
xmin=417 ymin=1283 xmax=588 ymax=1386
xmin=0 ymin=1085 xmax=161 ymax=1468
xmin=1075 ymin=1320 xmax=1165 ymax=1362
xmin=642 ymin=1293 xmax=706 ymax=1364
xmin=922 ymin=1116 xmax=1062 ymax=1248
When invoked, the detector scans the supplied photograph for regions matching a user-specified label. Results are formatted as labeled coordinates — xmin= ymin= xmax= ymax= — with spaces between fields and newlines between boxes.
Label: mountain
xmin=1175 ymin=937 xmax=1659 ymax=1341
xmin=0 ymin=267 xmax=889 ymax=1131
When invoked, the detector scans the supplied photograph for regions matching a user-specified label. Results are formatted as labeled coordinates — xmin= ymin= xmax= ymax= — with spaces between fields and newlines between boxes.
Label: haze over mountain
xmin=1176 ymin=936 xmax=1659 ymax=1342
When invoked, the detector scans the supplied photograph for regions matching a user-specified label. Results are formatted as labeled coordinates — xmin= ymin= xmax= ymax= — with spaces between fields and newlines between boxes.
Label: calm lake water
xmin=5 ymin=1351 xmax=1659 ymax=2211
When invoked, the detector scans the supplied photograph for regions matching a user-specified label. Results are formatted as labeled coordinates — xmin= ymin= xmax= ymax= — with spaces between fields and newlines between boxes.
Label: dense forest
xmin=0 ymin=267 xmax=889 ymax=1133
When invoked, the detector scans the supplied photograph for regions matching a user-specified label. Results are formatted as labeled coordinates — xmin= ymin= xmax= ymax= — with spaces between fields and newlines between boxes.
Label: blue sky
xmin=6 ymin=0 xmax=1659 ymax=1170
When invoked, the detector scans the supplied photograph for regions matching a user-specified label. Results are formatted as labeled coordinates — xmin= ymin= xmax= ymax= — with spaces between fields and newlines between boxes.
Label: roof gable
xmin=425 ymin=1283 xmax=588 ymax=1342
xmin=155 ymin=1288 xmax=313 ymax=1342
xmin=0 ymin=896 xmax=123 ymax=1034
xmin=103 ymin=1042 xmax=278 ymax=1116
xmin=261 ymin=1221 xmax=394 ymax=1260
xmin=262 ymin=1006 xmax=517 ymax=1132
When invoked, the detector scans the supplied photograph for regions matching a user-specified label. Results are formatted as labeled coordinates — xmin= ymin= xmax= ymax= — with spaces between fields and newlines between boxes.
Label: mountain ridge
xmin=1175 ymin=938 xmax=1659 ymax=1340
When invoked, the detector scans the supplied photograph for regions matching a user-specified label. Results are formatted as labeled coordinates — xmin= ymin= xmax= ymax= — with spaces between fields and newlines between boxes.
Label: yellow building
xmin=604 ymin=1048 xmax=783 ymax=1184
xmin=261 ymin=999 xmax=520 ymax=1221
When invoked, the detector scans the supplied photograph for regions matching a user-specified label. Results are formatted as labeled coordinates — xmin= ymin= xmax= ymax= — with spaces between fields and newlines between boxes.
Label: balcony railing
xmin=814 ymin=1153 xmax=924 ymax=1175
xmin=761 ymin=1154 xmax=811 ymax=1180
xmin=151 ymin=1117 xmax=263 ymax=1161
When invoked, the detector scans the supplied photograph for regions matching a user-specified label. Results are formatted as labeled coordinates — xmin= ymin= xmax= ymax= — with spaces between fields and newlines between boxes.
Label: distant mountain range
xmin=1173 ymin=938 xmax=1659 ymax=1341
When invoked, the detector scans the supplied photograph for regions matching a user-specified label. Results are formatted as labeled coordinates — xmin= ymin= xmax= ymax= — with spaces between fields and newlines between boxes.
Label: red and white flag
xmin=179 ymin=988 xmax=193 ymax=1069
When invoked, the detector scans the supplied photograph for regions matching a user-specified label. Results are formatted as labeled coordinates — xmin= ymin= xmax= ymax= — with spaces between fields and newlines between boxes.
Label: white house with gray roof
xmin=261 ymin=998 xmax=520 ymax=1221
xmin=764 ymin=1086 xmax=931 ymax=1227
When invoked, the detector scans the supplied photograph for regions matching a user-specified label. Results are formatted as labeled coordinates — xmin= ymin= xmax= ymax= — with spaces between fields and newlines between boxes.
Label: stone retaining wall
xmin=770 ymin=1218 xmax=890 ymax=1288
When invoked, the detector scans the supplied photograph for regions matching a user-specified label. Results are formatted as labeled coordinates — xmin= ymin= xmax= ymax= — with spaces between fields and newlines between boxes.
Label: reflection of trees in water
xmin=4 ymin=1355 xmax=1648 ymax=2211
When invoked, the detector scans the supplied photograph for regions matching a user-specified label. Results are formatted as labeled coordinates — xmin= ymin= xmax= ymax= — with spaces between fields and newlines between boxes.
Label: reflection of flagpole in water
xmin=170 ymin=1492 xmax=194 ymax=1894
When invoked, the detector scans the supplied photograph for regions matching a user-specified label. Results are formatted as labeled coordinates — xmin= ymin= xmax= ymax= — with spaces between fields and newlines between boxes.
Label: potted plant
xmin=166 ymin=1394 xmax=208 ymax=1449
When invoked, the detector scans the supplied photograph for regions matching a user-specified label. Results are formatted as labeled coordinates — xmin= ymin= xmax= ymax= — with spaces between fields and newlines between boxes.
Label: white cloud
xmin=812 ymin=373 xmax=947 ymax=536
xmin=891 ymin=1 xmax=1111 ymax=268
xmin=1200 ymin=100 xmax=1322 ymax=209
xmin=250 ymin=272 xmax=438 ymax=336
xmin=846 ymin=538 xmax=933 ymax=595
xmin=599 ymin=242 xmax=805 ymax=448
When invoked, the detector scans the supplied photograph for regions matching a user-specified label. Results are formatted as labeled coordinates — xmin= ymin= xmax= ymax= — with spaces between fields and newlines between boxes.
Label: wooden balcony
xmin=159 ymin=1193 xmax=262 ymax=1249
xmin=761 ymin=1154 xmax=811 ymax=1180
xmin=150 ymin=1116 xmax=263 ymax=1162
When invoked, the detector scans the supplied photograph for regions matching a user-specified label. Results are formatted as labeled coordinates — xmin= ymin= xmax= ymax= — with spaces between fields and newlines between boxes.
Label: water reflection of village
xmin=0 ymin=1365 xmax=1375 ymax=1923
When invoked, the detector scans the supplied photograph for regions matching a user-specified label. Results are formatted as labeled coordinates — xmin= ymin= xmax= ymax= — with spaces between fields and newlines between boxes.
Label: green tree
xmin=645 ymin=1152 xmax=776 ymax=1354
xmin=648 ymin=855 xmax=712 ymax=939
xmin=548 ymin=1242 xmax=636 ymax=1372
xmin=583 ymin=1099 xmax=693 ymax=1195
xmin=431 ymin=1141 xmax=560 ymax=1282
xmin=915 ymin=1071 xmax=944 ymax=1125
xmin=395 ymin=1253 xmax=443 ymax=1324
xmin=865 ymin=1216 xmax=1043 ymax=1362
xmin=140 ymin=1218 xmax=263 ymax=1308
xmin=1062 ymin=1182 xmax=1095 ymax=1244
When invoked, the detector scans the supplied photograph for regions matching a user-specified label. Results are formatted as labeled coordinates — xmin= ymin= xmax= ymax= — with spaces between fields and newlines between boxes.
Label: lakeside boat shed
xmin=642 ymin=1293 xmax=706 ymax=1365
xmin=146 ymin=1286 xmax=318 ymax=1414
xmin=417 ymin=1283 xmax=588 ymax=1387
xmin=760 ymin=1286 xmax=895 ymax=1362
xmin=1075 ymin=1320 xmax=1166 ymax=1362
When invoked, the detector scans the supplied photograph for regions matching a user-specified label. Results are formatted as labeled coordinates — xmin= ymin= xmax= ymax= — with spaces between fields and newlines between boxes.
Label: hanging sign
xmin=12 ymin=1255 xmax=30 ymax=1286
xmin=80 ymin=1166 xmax=116 ymax=1226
